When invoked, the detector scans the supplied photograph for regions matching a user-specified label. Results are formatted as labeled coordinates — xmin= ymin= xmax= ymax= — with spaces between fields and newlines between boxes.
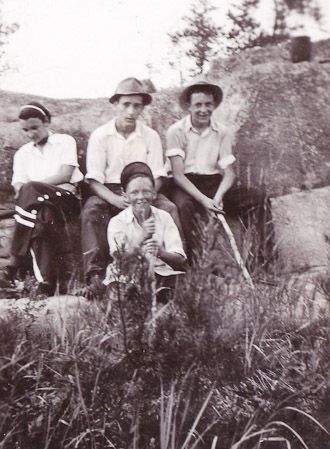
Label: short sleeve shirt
xmin=85 ymin=119 xmax=167 ymax=184
xmin=165 ymin=115 xmax=235 ymax=175
xmin=12 ymin=133 xmax=83 ymax=185
xmin=107 ymin=205 xmax=186 ymax=276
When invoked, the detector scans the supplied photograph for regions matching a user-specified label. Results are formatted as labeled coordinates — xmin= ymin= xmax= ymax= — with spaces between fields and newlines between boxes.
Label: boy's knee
xmin=81 ymin=196 xmax=106 ymax=221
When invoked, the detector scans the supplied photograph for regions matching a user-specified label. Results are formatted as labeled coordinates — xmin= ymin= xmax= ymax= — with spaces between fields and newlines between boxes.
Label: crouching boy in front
xmin=104 ymin=162 xmax=186 ymax=298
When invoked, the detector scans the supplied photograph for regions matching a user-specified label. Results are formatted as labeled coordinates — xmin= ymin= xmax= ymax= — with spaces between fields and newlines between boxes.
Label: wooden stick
xmin=216 ymin=213 xmax=254 ymax=289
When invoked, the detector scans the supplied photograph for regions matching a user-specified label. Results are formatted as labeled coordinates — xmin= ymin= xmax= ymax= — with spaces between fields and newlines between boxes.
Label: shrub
xmin=0 ymin=226 xmax=329 ymax=449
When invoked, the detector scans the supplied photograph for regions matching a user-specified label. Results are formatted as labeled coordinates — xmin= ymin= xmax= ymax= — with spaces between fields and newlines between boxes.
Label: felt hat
xmin=179 ymin=76 xmax=223 ymax=109
xmin=109 ymin=78 xmax=152 ymax=105
xmin=121 ymin=162 xmax=155 ymax=191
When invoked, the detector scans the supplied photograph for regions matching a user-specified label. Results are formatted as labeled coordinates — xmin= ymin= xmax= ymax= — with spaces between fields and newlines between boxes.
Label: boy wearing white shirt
xmin=104 ymin=162 xmax=186 ymax=287
xmin=166 ymin=77 xmax=272 ymax=263
xmin=7 ymin=102 xmax=83 ymax=295
xmin=81 ymin=78 xmax=183 ymax=284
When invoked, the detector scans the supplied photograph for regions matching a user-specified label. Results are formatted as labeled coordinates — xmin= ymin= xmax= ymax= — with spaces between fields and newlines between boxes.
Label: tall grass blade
xmin=267 ymin=421 xmax=309 ymax=449
xmin=180 ymin=389 xmax=213 ymax=449
xmin=284 ymin=406 xmax=330 ymax=435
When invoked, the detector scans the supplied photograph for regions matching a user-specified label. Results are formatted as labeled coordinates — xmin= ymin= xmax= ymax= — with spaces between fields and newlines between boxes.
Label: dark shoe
xmin=3 ymin=266 xmax=17 ymax=284
xmin=35 ymin=281 xmax=56 ymax=297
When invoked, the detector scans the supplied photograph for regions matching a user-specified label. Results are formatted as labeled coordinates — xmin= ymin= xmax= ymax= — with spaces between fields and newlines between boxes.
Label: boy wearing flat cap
xmin=104 ymin=162 xmax=186 ymax=286
xmin=81 ymin=78 xmax=182 ymax=285
xmin=166 ymin=77 xmax=272 ymax=263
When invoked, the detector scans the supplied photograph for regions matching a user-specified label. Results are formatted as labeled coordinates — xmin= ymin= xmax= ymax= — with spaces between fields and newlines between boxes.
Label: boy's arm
xmin=213 ymin=164 xmax=236 ymax=207
xmin=89 ymin=179 xmax=128 ymax=210
xmin=146 ymin=129 xmax=167 ymax=193
xmin=41 ymin=165 xmax=75 ymax=185
xmin=158 ymin=247 xmax=186 ymax=270
xmin=170 ymin=155 xmax=223 ymax=213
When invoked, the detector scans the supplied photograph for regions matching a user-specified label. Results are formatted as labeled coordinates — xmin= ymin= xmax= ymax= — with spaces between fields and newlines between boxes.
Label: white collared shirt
xmin=165 ymin=115 xmax=236 ymax=174
xmin=12 ymin=133 xmax=83 ymax=185
xmin=85 ymin=119 xmax=167 ymax=184
xmin=107 ymin=205 xmax=186 ymax=277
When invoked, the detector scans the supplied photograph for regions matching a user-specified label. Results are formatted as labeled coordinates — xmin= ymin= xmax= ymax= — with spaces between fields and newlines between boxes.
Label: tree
xmin=168 ymin=0 xmax=222 ymax=76
xmin=225 ymin=0 xmax=321 ymax=54
xmin=0 ymin=0 xmax=18 ymax=73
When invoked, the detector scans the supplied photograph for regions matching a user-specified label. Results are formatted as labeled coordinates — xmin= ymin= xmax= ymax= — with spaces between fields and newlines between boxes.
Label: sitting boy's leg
xmin=81 ymin=195 xmax=120 ymax=281
xmin=169 ymin=185 xmax=200 ymax=262
xmin=9 ymin=182 xmax=79 ymax=290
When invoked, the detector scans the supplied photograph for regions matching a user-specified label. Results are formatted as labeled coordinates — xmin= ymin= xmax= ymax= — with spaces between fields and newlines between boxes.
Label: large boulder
xmin=271 ymin=186 xmax=330 ymax=272
xmin=209 ymin=39 xmax=330 ymax=197
xmin=1 ymin=39 xmax=330 ymax=202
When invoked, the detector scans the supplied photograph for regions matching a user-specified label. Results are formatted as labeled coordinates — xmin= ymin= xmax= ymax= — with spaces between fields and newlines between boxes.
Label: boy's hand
xmin=201 ymin=195 xmax=224 ymax=214
xmin=113 ymin=195 xmax=129 ymax=210
xmin=142 ymin=216 xmax=156 ymax=239
xmin=144 ymin=238 xmax=160 ymax=256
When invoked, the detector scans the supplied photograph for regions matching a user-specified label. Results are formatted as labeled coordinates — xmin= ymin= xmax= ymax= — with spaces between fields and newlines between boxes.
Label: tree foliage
xmin=168 ymin=0 xmax=222 ymax=76
xmin=226 ymin=0 xmax=322 ymax=53
xmin=0 ymin=0 xmax=18 ymax=73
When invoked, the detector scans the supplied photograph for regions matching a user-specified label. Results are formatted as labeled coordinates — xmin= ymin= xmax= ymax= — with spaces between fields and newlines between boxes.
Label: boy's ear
xmin=152 ymin=188 xmax=157 ymax=201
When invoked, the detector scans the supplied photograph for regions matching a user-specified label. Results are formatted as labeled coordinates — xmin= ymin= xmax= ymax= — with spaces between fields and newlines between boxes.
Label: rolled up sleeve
xmin=12 ymin=151 xmax=29 ymax=186
xmin=162 ymin=213 xmax=186 ymax=258
xmin=85 ymin=130 xmax=107 ymax=184
xmin=58 ymin=135 xmax=79 ymax=167
xmin=165 ymin=125 xmax=186 ymax=161
xmin=146 ymin=130 xmax=167 ymax=178
xmin=218 ymin=130 xmax=235 ymax=170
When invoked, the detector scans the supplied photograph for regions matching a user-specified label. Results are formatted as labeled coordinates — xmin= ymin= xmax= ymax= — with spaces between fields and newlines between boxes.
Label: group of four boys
xmin=7 ymin=77 xmax=269 ymax=296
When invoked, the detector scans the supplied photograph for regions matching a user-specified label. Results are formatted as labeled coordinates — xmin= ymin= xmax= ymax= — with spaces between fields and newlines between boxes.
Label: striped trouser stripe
xmin=15 ymin=205 xmax=37 ymax=220
xmin=30 ymin=248 xmax=43 ymax=282
xmin=14 ymin=214 xmax=35 ymax=228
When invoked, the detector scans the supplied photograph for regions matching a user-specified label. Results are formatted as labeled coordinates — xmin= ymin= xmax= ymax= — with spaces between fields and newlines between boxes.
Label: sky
xmin=1 ymin=0 xmax=330 ymax=99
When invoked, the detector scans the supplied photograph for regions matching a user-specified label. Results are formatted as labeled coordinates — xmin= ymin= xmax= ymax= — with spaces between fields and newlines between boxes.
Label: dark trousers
xmin=11 ymin=182 xmax=80 ymax=283
xmin=81 ymin=184 xmax=184 ymax=279
xmin=168 ymin=174 xmax=273 ymax=263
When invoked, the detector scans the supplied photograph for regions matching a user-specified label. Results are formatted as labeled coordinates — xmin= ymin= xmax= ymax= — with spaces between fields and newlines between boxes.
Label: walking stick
xmin=140 ymin=209 xmax=158 ymax=337
xmin=216 ymin=213 xmax=254 ymax=289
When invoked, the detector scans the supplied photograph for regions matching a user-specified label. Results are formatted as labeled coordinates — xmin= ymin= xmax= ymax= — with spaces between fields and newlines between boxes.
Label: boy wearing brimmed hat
xmin=81 ymin=78 xmax=183 ymax=285
xmin=166 ymin=77 xmax=272 ymax=264
xmin=104 ymin=162 xmax=186 ymax=286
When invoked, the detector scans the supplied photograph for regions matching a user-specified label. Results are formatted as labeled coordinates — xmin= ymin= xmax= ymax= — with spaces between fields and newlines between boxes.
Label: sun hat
xmin=179 ymin=76 xmax=223 ymax=109
xmin=109 ymin=78 xmax=152 ymax=106
xmin=120 ymin=162 xmax=155 ymax=191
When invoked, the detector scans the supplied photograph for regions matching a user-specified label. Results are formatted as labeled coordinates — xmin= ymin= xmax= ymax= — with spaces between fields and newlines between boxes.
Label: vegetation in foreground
xmin=0 ymin=221 xmax=329 ymax=449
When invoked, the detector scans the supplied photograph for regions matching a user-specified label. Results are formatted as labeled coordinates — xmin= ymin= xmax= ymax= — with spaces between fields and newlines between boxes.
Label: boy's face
xmin=188 ymin=92 xmax=216 ymax=129
xmin=115 ymin=94 xmax=144 ymax=129
xmin=125 ymin=176 xmax=156 ymax=217
xmin=20 ymin=117 xmax=49 ymax=144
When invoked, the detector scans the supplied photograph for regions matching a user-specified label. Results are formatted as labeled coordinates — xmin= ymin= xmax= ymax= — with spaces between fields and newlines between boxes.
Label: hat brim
xmin=109 ymin=92 xmax=152 ymax=106
xmin=179 ymin=83 xmax=223 ymax=109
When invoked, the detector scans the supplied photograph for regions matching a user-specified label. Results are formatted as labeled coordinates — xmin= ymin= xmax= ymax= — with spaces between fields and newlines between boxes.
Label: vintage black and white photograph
xmin=0 ymin=0 xmax=329 ymax=447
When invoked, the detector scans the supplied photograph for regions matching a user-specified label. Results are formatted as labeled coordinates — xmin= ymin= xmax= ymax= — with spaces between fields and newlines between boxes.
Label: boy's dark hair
xmin=19 ymin=102 xmax=51 ymax=123
xmin=186 ymin=86 xmax=218 ymax=105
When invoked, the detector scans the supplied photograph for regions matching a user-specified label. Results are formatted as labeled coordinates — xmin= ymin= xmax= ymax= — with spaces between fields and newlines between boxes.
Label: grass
xmin=0 ymin=221 xmax=329 ymax=449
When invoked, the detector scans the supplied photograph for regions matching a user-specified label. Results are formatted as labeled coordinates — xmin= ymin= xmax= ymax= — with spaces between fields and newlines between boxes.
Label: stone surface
xmin=0 ymin=295 xmax=91 ymax=336
xmin=1 ymin=39 xmax=330 ymax=202
xmin=271 ymin=186 xmax=330 ymax=271
xmin=0 ymin=218 xmax=15 ymax=260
